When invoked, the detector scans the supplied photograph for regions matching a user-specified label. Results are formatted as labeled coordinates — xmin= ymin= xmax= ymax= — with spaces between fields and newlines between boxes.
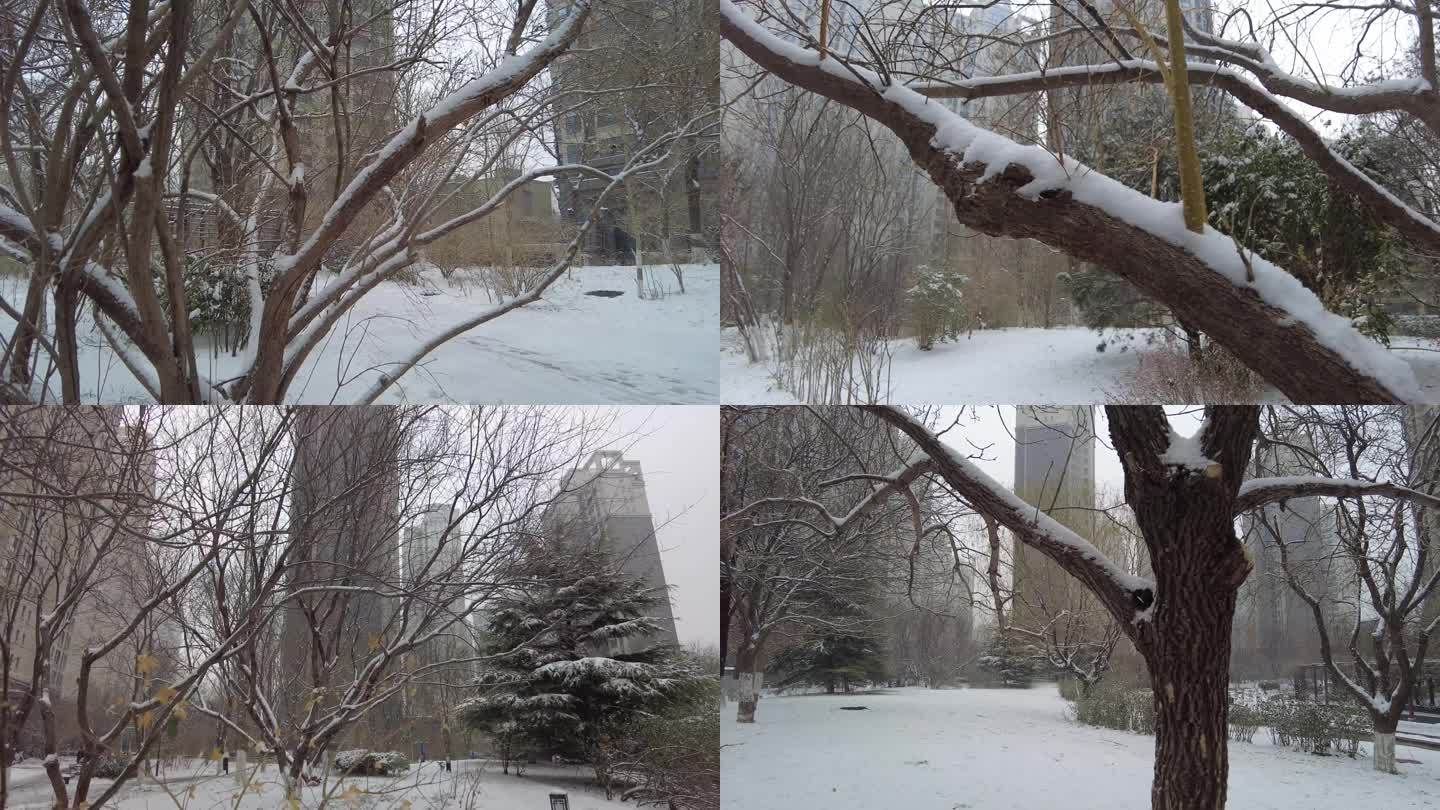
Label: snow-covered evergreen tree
xmin=977 ymin=631 xmax=1041 ymax=689
xmin=767 ymin=631 xmax=890 ymax=693
xmin=456 ymin=549 xmax=694 ymax=779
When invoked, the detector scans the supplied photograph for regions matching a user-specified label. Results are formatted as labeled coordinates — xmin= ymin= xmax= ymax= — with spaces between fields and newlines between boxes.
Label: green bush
xmin=906 ymin=265 xmax=969 ymax=351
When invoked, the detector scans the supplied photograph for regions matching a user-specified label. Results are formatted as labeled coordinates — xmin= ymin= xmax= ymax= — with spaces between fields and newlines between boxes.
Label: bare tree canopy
xmin=0 ymin=0 xmax=719 ymax=404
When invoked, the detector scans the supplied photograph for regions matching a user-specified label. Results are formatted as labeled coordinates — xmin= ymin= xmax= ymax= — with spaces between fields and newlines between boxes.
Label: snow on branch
xmin=720 ymin=0 xmax=1420 ymax=403
xmin=911 ymin=59 xmax=1440 ymax=255
xmin=1234 ymin=476 xmax=1440 ymax=514
xmin=864 ymin=406 xmax=1154 ymax=620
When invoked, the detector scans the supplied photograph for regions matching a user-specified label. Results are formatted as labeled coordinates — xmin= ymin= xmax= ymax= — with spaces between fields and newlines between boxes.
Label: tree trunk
xmin=1108 ymin=406 xmax=1256 ymax=810
xmin=1146 ymin=594 xmax=1237 ymax=810
xmin=735 ymin=643 xmax=762 ymax=724
xmin=1373 ymin=716 xmax=1399 ymax=774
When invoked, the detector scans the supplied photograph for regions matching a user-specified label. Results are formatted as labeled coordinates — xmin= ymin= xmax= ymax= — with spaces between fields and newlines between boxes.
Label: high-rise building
xmin=1011 ymin=406 xmax=1097 ymax=625
xmin=546 ymin=0 xmax=719 ymax=262
xmin=544 ymin=451 xmax=679 ymax=654
xmin=400 ymin=503 xmax=475 ymax=749
xmin=0 ymin=408 xmax=157 ymax=713
xmin=1407 ymin=408 xmax=1440 ymax=638
xmin=1233 ymin=434 xmax=1347 ymax=678
xmin=279 ymin=407 xmax=404 ymax=736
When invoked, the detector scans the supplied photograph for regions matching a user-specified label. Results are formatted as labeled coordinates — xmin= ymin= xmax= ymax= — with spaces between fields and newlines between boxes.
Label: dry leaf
xmin=135 ymin=653 xmax=159 ymax=676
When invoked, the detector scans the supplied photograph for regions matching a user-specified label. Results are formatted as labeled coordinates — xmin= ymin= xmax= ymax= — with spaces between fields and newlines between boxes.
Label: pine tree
xmin=977 ymin=631 xmax=1040 ymax=688
xmin=768 ymin=631 xmax=890 ymax=694
xmin=456 ymin=550 xmax=692 ymax=778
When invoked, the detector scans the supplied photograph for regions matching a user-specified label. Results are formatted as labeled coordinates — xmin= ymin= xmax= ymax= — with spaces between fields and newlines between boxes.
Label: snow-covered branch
xmin=720 ymin=0 xmax=1419 ymax=403
xmin=1235 ymin=476 xmax=1440 ymax=513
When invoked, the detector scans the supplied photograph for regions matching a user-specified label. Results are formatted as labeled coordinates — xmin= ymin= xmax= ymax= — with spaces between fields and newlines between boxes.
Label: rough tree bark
xmin=1106 ymin=407 xmax=1256 ymax=810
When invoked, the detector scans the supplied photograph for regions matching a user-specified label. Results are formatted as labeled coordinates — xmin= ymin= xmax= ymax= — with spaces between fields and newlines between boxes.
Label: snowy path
xmin=722 ymin=327 xmax=1440 ymax=404
xmin=720 ymin=686 xmax=1440 ymax=810
xmin=0 ymin=264 xmax=718 ymax=404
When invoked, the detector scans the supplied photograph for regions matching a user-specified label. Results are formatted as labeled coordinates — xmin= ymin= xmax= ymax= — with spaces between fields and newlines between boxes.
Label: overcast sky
xmin=604 ymin=407 xmax=719 ymax=649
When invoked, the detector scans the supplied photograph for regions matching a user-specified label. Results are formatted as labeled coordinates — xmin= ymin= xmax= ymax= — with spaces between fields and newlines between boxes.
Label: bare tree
xmin=0 ymin=404 xmax=637 ymax=808
xmin=0 ymin=0 xmax=718 ymax=404
xmin=1262 ymin=405 xmax=1440 ymax=773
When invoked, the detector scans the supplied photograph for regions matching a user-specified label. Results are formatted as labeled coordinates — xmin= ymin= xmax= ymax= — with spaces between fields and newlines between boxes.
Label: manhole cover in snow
xmin=584 ymin=290 xmax=625 ymax=298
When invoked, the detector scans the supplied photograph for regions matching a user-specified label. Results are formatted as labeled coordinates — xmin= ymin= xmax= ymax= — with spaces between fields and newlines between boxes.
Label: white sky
xmin=605 ymin=407 xmax=720 ymax=648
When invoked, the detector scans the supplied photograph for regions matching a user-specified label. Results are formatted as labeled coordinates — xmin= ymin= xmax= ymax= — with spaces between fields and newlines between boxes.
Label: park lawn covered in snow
xmin=720 ymin=686 xmax=1440 ymax=810
xmin=4 ymin=757 xmax=625 ymax=809
xmin=721 ymin=327 xmax=1440 ymax=403
xmin=0 ymin=263 xmax=717 ymax=404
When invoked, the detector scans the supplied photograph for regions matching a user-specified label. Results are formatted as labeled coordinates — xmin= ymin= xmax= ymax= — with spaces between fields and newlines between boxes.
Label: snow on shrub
xmin=1260 ymin=696 xmax=1367 ymax=757
xmin=905 ymin=265 xmax=968 ymax=351
xmin=334 ymin=749 xmax=411 ymax=776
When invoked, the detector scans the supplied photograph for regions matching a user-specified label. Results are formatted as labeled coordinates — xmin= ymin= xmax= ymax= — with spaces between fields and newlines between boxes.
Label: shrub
xmin=334 ymin=750 xmax=411 ymax=776
xmin=906 ymin=265 xmax=969 ymax=351
xmin=1261 ymin=697 xmax=1368 ymax=757
xmin=1127 ymin=689 xmax=1156 ymax=735
xmin=1057 ymin=677 xmax=1083 ymax=702
xmin=1228 ymin=693 xmax=1261 ymax=743
xmin=91 ymin=757 xmax=125 ymax=779
xmin=1073 ymin=681 xmax=1156 ymax=735
xmin=1105 ymin=332 xmax=1263 ymax=403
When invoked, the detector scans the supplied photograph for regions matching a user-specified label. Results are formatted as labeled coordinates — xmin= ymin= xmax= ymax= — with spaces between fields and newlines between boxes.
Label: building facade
xmin=547 ymin=0 xmax=719 ymax=263
xmin=1011 ymin=406 xmax=1098 ymax=627
xmin=544 ymin=450 xmax=680 ymax=654
xmin=279 ymin=406 xmax=405 ymax=741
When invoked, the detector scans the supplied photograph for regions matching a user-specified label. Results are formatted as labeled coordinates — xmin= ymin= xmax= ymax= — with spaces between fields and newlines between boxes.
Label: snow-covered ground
xmin=0 ymin=263 xmax=717 ymax=404
xmin=721 ymin=327 xmax=1440 ymax=403
xmin=4 ymin=757 xmax=624 ymax=809
xmin=720 ymin=686 xmax=1440 ymax=810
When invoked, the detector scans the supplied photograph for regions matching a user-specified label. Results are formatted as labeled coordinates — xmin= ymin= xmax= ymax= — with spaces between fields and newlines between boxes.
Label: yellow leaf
xmin=172 ymin=706 xmax=187 ymax=722
xmin=155 ymin=686 xmax=177 ymax=703
xmin=135 ymin=653 xmax=159 ymax=676
xmin=136 ymin=710 xmax=154 ymax=731
xmin=287 ymin=798 xmax=302 ymax=810
xmin=367 ymin=634 xmax=382 ymax=652
xmin=207 ymin=748 xmax=222 ymax=762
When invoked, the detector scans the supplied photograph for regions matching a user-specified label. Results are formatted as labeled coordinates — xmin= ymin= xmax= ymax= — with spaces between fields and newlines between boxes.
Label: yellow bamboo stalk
xmin=1163 ymin=0 xmax=1208 ymax=233
xmin=819 ymin=0 xmax=831 ymax=60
